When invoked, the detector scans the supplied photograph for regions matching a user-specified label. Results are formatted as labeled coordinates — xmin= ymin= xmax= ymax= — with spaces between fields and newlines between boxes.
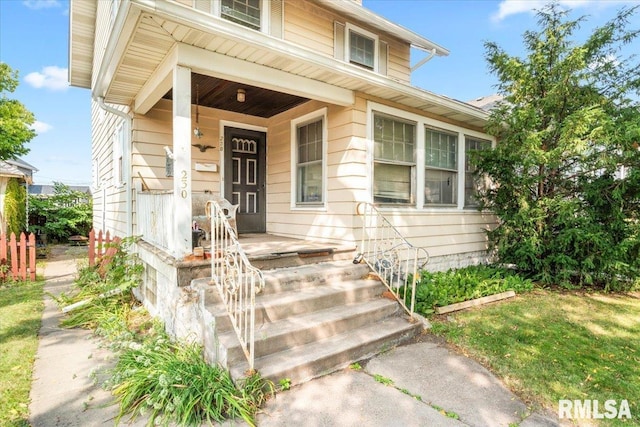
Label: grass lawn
xmin=0 ymin=280 xmax=45 ymax=426
xmin=431 ymin=290 xmax=640 ymax=426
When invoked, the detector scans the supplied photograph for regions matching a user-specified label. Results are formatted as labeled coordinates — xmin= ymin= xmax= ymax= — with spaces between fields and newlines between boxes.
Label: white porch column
xmin=172 ymin=65 xmax=193 ymax=258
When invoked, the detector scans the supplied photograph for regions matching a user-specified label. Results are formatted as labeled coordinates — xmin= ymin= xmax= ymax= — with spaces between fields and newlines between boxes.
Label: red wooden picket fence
xmin=0 ymin=232 xmax=37 ymax=281
xmin=88 ymin=229 xmax=120 ymax=267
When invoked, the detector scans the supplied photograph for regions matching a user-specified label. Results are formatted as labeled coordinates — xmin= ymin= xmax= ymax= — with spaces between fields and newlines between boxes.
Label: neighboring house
xmin=69 ymin=0 xmax=496 ymax=382
xmin=0 ymin=158 xmax=37 ymax=235
xmin=29 ymin=184 xmax=92 ymax=204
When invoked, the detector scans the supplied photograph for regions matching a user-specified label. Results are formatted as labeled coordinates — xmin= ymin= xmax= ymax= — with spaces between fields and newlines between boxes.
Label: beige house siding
xmin=283 ymin=0 xmax=410 ymax=83
xmin=128 ymin=93 xmax=494 ymax=264
xmin=90 ymin=99 xmax=129 ymax=238
xmin=264 ymin=99 xmax=367 ymax=244
xmin=262 ymin=93 xmax=494 ymax=260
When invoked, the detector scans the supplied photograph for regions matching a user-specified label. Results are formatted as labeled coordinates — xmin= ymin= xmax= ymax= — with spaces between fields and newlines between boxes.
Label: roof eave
xmin=69 ymin=0 xmax=97 ymax=89
xmin=313 ymin=0 xmax=449 ymax=56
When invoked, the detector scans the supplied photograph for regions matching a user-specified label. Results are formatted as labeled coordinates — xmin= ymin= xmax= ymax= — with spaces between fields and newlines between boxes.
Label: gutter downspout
xmin=95 ymin=96 xmax=133 ymax=238
xmin=410 ymin=47 xmax=437 ymax=72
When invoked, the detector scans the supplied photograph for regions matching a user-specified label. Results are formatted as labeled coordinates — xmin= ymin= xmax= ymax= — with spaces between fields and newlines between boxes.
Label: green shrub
xmin=108 ymin=331 xmax=273 ymax=427
xmin=409 ymin=265 xmax=534 ymax=316
xmin=4 ymin=178 xmax=25 ymax=235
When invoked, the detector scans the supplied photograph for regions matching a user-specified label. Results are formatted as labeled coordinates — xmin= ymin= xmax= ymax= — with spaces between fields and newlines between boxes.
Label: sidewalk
xmin=28 ymin=245 xmax=559 ymax=426
xmin=28 ymin=246 xmax=140 ymax=427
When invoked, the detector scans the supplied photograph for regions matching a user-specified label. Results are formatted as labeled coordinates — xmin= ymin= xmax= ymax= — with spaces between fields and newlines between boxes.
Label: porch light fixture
xmin=194 ymin=84 xmax=203 ymax=139
xmin=237 ymin=88 xmax=246 ymax=103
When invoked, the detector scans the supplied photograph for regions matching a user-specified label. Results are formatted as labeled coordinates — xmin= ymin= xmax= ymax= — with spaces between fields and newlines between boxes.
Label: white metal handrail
xmin=207 ymin=200 xmax=264 ymax=373
xmin=354 ymin=202 xmax=429 ymax=318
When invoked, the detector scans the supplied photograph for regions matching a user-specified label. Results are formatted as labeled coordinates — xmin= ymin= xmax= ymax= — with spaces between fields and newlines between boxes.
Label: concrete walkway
xmin=28 ymin=246 xmax=142 ymax=427
xmin=29 ymin=246 xmax=560 ymax=426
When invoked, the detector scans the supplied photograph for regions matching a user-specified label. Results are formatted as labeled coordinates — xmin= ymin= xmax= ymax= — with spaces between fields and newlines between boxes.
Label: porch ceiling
xmin=163 ymin=74 xmax=309 ymax=118
xmin=98 ymin=2 xmax=488 ymax=129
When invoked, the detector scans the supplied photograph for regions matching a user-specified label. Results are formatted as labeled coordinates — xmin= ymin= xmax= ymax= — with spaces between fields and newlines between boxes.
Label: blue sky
xmin=0 ymin=0 xmax=638 ymax=186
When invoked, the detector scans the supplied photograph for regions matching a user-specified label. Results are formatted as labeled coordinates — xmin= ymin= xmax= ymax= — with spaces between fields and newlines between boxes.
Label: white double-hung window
xmin=373 ymin=113 xmax=416 ymax=204
xmin=292 ymin=109 xmax=327 ymax=207
xmin=424 ymin=128 xmax=458 ymax=206
xmin=369 ymin=102 xmax=493 ymax=209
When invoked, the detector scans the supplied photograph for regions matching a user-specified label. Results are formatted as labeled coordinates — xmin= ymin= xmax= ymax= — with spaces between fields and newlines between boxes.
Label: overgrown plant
xmin=56 ymin=237 xmax=143 ymax=337
xmin=58 ymin=238 xmax=274 ymax=426
xmin=475 ymin=4 xmax=640 ymax=289
xmin=108 ymin=331 xmax=273 ymax=427
xmin=410 ymin=265 xmax=534 ymax=315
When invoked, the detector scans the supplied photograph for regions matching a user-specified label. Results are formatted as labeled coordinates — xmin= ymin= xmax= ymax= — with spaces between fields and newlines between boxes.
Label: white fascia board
xmin=134 ymin=45 xmax=178 ymax=114
xmin=93 ymin=0 xmax=141 ymax=99
xmin=314 ymin=0 xmax=449 ymax=56
xmin=176 ymin=44 xmax=354 ymax=106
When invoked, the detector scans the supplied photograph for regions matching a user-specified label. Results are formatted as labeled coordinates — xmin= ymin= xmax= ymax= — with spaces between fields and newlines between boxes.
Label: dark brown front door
xmin=224 ymin=127 xmax=266 ymax=233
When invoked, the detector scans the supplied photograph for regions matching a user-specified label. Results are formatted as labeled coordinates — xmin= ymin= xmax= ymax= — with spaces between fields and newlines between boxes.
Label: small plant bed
xmin=431 ymin=290 xmax=640 ymax=426
xmin=409 ymin=264 xmax=534 ymax=316
xmin=57 ymin=238 xmax=273 ymax=426
xmin=0 ymin=279 xmax=45 ymax=426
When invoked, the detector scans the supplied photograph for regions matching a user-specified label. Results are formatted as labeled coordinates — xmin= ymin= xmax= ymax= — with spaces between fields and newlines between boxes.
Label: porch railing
xmin=207 ymin=200 xmax=265 ymax=373
xmin=354 ymin=202 xmax=429 ymax=318
xmin=135 ymin=191 xmax=174 ymax=252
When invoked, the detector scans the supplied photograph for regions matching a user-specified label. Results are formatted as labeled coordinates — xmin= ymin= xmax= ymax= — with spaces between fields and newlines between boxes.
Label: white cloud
xmin=22 ymin=0 xmax=61 ymax=10
xmin=24 ymin=66 xmax=69 ymax=91
xmin=491 ymin=0 xmax=632 ymax=23
xmin=31 ymin=121 xmax=53 ymax=133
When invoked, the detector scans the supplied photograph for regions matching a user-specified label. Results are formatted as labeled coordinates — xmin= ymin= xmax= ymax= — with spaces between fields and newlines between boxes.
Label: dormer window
xmin=221 ymin=0 xmax=261 ymax=30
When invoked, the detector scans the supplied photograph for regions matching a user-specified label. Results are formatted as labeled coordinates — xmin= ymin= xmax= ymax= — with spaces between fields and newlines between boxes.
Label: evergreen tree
xmin=475 ymin=4 xmax=640 ymax=289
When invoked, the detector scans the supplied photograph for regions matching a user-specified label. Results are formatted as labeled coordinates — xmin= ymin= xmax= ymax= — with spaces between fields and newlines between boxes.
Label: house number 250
xmin=180 ymin=170 xmax=188 ymax=199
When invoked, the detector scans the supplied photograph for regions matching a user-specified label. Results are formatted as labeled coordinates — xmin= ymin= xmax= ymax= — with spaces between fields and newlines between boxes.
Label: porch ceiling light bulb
xmin=237 ymin=88 xmax=246 ymax=103
xmin=194 ymin=84 xmax=203 ymax=138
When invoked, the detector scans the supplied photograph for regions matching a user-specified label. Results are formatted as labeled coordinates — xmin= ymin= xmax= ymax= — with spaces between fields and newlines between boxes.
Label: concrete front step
xmin=260 ymin=261 xmax=371 ymax=295
xmin=207 ymin=278 xmax=386 ymax=333
xmin=230 ymin=315 xmax=421 ymax=385
xmin=199 ymin=259 xmax=419 ymax=387
xmin=220 ymin=298 xmax=401 ymax=365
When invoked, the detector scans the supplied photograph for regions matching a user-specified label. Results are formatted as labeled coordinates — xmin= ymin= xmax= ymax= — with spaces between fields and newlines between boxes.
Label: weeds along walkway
xmin=28 ymin=246 xmax=139 ymax=427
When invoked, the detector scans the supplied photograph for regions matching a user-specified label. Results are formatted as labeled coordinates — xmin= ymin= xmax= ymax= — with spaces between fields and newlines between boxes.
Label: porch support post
xmin=172 ymin=64 xmax=193 ymax=258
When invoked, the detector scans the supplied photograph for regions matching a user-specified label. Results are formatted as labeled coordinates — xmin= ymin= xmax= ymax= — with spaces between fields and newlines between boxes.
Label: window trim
xmin=367 ymin=101 xmax=494 ymax=211
xmin=290 ymin=108 xmax=328 ymax=211
xmin=345 ymin=23 xmax=379 ymax=72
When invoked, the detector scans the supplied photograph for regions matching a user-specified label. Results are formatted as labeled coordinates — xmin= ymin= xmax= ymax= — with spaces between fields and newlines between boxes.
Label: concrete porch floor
xmin=234 ymin=233 xmax=356 ymax=259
